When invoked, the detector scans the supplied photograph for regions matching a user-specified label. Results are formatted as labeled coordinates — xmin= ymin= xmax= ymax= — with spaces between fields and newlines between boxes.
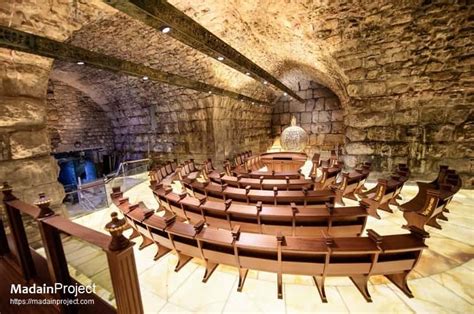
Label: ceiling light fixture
xmin=77 ymin=61 xmax=84 ymax=65
xmin=208 ymin=91 xmax=212 ymax=94
xmin=142 ymin=76 xmax=149 ymax=80
xmin=245 ymin=72 xmax=250 ymax=76
xmin=161 ymin=26 xmax=171 ymax=33
xmin=263 ymin=81 xmax=268 ymax=85
xmin=284 ymin=92 xmax=288 ymax=96
xmin=217 ymin=56 xmax=224 ymax=61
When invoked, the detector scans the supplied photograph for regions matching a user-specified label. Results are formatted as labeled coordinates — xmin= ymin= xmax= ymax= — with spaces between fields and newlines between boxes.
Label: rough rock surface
xmin=46 ymin=80 xmax=115 ymax=153
xmin=0 ymin=0 xmax=473 ymax=192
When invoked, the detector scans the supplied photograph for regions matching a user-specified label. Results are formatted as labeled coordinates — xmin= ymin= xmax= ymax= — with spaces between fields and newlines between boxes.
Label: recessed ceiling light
xmin=263 ymin=81 xmax=268 ymax=85
xmin=77 ymin=61 xmax=84 ymax=65
xmin=142 ymin=76 xmax=149 ymax=80
xmin=284 ymin=92 xmax=288 ymax=96
xmin=161 ymin=26 xmax=171 ymax=33
xmin=245 ymin=72 xmax=250 ymax=76
xmin=217 ymin=56 xmax=224 ymax=61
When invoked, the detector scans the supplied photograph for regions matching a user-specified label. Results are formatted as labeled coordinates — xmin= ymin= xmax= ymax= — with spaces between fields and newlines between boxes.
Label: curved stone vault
xmin=0 ymin=0 xmax=472 ymax=209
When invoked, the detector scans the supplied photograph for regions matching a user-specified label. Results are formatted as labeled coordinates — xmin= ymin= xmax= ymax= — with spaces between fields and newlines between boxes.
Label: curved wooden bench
xmin=331 ymin=163 xmax=372 ymax=205
xmin=151 ymin=184 xmax=368 ymax=237
xmin=110 ymin=188 xmax=428 ymax=302
xmin=184 ymin=180 xmax=336 ymax=205
xmin=400 ymin=173 xmax=461 ymax=231
xmin=358 ymin=164 xmax=410 ymax=219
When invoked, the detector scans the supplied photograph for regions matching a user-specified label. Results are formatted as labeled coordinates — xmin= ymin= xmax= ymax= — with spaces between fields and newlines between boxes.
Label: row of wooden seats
xmin=331 ymin=162 xmax=372 ymax=206
xmin=358 ymin=164 xmax=410 ymax=219
xmin=230 ymin=151 xmax=303 ymax=179
xmin=233 ymin=150 xmax=253 ymax=167
xmin=111 ymin=187 xmax=429 ymax=301
xmin=150 ymin=183 xmax=368 ymax=237
xmin=184 ymin=179 xmax=336 ymax=205
xmin=400 ymin=165 xmax=462 ymax=232
xmin=209 ymin=170 xmax=314 ymax=190
xmin=149 ymin=159 xmax=179 ymax=185
xmin=214 ymin=159 xmax=342 ymax=191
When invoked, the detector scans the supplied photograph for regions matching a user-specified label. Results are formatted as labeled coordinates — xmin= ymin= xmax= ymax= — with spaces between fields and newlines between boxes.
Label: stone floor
xmin=71 ymin=166 xmax=474 ymax=313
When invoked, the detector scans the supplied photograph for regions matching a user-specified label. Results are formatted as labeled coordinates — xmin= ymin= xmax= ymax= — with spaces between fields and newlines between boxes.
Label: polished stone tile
xmin=224 ymin=277 xmax=286 ymax=313
xmin=430 ymin=265 xmax=473 ymax=304
xmin=391 ymin=276 xmax=473 ymax=314
xmin=167 ymin=267 xmax=236 ymax=312
xmin=70 ymin=178 xmax=474 ymax=313
xmin=337 ymin=284 xmax=414 ymax=313
xmin=285 ymin=284 xmax=348 ymax=313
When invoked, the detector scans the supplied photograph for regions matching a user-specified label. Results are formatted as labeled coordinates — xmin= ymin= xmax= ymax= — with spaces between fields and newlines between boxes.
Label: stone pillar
xmin=0 ymin=48 xmax=65 ymax=209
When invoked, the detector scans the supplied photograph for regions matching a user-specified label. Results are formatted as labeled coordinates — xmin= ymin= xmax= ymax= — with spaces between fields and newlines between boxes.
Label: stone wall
xmin=46 ymin=80 xmax=115 ymax=153
xmin=0 ymin=1 xmax=115 ymax=208
xmin=272 ymin=80 xmax=344 ymax=156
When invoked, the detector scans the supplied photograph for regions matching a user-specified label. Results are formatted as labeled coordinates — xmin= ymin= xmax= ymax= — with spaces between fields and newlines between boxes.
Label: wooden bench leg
xmin=365 ymin=202 xmax=381 ymax=219
xmin=345 ymin=191 xmax=358 ymax=201
xmin=202 ymin=262 xmax=218 ymax=283
xmin=350 ymin=275 xmax=372 ymax=302
xmin=426 ymin=217 xmax=442 ymax=229
xmin=237 ymin=268 xmax=249 ymax=292
xmin=437 ymin=212 xmax=448 ymax=221
xmin=379 ymin=201 xmax=393 ymax=213
xmin=129 ymin=228 xmax=140 ymax=240
xmin=277 ymin=272 xmax=283 ymax=299
xmin=386 ymin=272 xmax=413 ymax=298
xmin=139 ymin=235 xmax=153 ymax=250
xmin=174 ymin=252 xmax=193 ymax=272
xmin=313 ymin=276 xmax=327 ymax=302
xmin=153 ymin=244 xmax=171 ymax=261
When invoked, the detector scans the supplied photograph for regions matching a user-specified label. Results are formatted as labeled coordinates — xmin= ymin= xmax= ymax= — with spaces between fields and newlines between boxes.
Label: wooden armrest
xmin=197 ymin=195 xmax=207 ymax=204
xmin=128 ymin=204 xmax=139 ymax=211
xmin=231 ymin=225 xmax=241 ymax=240
xmin=367 ymin=229 xmax=383 ymax=245
xmin=194 ymin=220 xmax=205 ymax=233
xmin=321 ymin=230 xmax=333 ymax=246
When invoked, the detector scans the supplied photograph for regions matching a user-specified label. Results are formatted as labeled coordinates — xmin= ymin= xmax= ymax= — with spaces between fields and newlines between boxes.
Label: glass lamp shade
xmin=280 ymin=116 xmax=308 ymax=152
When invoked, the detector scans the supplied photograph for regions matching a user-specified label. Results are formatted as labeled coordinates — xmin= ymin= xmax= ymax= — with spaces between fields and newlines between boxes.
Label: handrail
xmin=1 ymin=182 xmax=144 ymax=313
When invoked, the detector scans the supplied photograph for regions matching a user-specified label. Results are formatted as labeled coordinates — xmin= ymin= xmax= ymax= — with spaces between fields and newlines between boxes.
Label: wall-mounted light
xmin=245 ymin=72 xmax=251 ymax=76
xmin=208 ymin=91 xmax=212 ymax=94
xmin=217 ymin=56 xmax=225 ymax=61
xmin=142 ymin=76 xmax=149 ymax=81
xmin=263 ymin=81 xmax=268 ymax=85
xmin=161 ymin=26 xmax=171 ymax=33
xmin=284 ymin=92 xmax=288 ymax=96
xmin=77 ymin=61 xmax=85 ymax=65
xmin=251 ymin=102 xmax=255 ymax=105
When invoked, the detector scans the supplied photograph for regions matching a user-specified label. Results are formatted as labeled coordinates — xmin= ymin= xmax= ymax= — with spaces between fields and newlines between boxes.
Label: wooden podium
xmin=260 ymin=152 xmax=307 ymax=172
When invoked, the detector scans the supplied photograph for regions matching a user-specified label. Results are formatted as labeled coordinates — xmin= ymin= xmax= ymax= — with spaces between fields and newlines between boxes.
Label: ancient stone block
xmin=318 ymin=111 xmax=331 ymax=122
xmin=301 ymin=112 xmax=312 ymax=124
xmin=324 ymin=98 xmax=340 ymax=110
xmin=331 ymin=110 xmax=344 ymax=121
xmin=394 ymin=109 xmax=419 ymax=125
xmin=345 ymin=142 xmax=375 ymax=155
xmin=331 ymin=122 xmax=344 ymax=134
xmin=10 ymin=129 xmax=50 ymax=159
xmin=421 ymin=108 xmax=446 ymax=125
xmin=367 ymin=127 xmax=396 ymax=141
xmin=345 ymin=127 xmax=367 ymax=141
xmin=289 ymin=101 xmax=306 ymax=113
